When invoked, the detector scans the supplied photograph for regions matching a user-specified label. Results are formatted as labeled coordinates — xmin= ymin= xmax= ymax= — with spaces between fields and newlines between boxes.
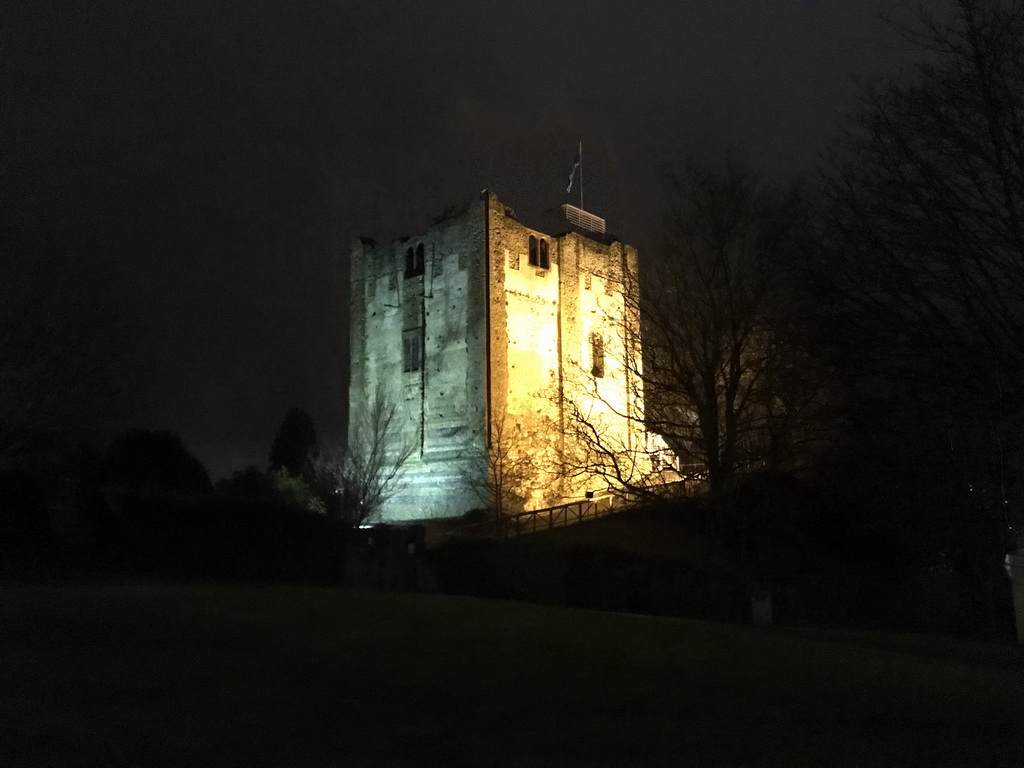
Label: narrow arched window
xmin=404 ymin=244 xmax=424 ymax=278
xmin=528 ymin=235 xmax=539 ymax=267
xmin=590 ymin=332 xmax=605 ymax=378
xmin=404 ymin=247 xmax=415 ymax=278
xmin=539 ymin=238 xmax=549 ymax=269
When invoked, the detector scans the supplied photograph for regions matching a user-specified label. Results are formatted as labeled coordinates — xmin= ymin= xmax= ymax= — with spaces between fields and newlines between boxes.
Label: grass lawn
xmin=1 ymin=585 xmax=1022 ymax=767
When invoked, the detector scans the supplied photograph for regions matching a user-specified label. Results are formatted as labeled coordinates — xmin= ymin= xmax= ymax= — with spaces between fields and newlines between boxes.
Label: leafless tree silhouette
xmin=562 ymin=163 xmax=832 ymax=519
xmin=310 ymin=382 xmax=416 ymax=526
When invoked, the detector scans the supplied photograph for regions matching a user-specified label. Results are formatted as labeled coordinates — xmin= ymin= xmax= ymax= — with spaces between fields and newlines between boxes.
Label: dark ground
xmin=2 ymin=584 xmax=1022 ymax=767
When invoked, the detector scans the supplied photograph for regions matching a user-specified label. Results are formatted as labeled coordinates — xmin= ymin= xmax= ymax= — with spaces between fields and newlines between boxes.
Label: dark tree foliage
xmin=215 ymin=465 xmax=273 ymax=502
xmin=0 ymin=252 xmax=137 ymax=464
xmin=651 ymin=164 xmax=826 ymax=497
xmin=268 ymin=408 xmax=318 ymax=477
xmin=819 ymin=0 xmax=1024 ymax=636
xmin=825 ymin=0 xmax=1024 ymax=392
xmin=215 ymin=465 xmax=322 ymax=514
xmin=822 ymin=0 xmax=1024 ymax=531
xmin=0 ymin=470 xmax=53 ymax=563
xmin=105 ymin=429 xmax=212 ymax=496
xmin=563 ymin=161 xmax=835 ymax=524
xmin=308 ymin=383 xmax=415 ymax=527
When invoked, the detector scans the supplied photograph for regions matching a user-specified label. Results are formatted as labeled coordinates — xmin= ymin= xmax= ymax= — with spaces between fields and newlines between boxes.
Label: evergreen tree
xmin=268 ymin=408 xmax=318 ymax=477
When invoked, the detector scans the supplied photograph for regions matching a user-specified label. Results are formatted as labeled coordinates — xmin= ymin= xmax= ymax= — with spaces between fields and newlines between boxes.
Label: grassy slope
xmin=1 ymin=585 xmax=1022 ymax=768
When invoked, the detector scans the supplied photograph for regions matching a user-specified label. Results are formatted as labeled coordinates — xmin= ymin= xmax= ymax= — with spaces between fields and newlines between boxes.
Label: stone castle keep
xmin=350 ymin=191 xmax=648 ymax=522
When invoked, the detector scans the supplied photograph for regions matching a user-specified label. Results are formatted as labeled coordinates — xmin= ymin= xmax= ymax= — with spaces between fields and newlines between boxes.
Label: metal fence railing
xmin=500 ymin=494 xmax=618 ymax=538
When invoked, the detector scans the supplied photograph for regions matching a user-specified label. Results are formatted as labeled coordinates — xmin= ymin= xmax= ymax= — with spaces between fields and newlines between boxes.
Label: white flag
xmin=566 ymin=148 xmax=581 ymax=194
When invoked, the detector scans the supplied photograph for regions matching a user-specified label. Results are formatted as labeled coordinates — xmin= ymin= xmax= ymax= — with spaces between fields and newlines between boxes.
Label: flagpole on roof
xmin=566 ymin=143 xmax=583 ymax=207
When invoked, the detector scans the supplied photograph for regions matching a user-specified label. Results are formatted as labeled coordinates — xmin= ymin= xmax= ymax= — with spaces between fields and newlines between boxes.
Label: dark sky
xmin=4 ymin=1 xmax=936 ymax=479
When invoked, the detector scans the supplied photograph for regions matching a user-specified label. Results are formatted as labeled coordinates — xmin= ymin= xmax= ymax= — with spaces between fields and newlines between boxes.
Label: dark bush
xmin=431 ymin=538 xmax=752 ymax=621
xmin=429 ymin=539 xmax=566 ymax=605
xmin=106 ymin=429 xmax=212 ymax=497
xmin=268 ymin=408 xmax=318 ymax=477
xmin=0 ymin=470 xmax=54 ymax=577
xmin=101 ymin=496 xmax=348 ymax=583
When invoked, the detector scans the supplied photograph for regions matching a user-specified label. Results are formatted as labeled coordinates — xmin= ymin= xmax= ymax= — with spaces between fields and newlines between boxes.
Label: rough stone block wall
xmin=350 ymin=198 xmax=487 ymax=521
xmin=487 ymin=196 xmax=648 ymax=509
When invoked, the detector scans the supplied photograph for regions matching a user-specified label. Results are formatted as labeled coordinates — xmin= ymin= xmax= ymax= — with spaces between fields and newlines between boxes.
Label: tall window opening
xmin=404 ymin=244 xmax=424 ymax=278
xmin=590 ymin=332 xmax=605 ymax=378
xmin=527 ymin=235 xmax=550 ymax=270
xmin=403 ymin=329 xmax=423 ymax=372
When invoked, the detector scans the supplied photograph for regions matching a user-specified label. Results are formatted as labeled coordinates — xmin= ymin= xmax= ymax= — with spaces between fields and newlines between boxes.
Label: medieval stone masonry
xmin=350 ymin=191 xmax=647 ymax=522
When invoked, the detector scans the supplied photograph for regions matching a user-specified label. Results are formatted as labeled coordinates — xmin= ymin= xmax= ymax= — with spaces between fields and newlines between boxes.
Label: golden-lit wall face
xmin=562 ymin=238 xmax=649 ymax=496
xmin=486 ymin=208 xmax=561 ymax=509
xmin=488 ymin=200 xmax=648 ymax=509
xmin=502 ymin=242 xmax=559 ymax=414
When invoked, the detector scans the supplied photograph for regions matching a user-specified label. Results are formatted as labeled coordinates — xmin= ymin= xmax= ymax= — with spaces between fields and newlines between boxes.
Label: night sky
xmin=4 ymin=1 xmax=934 ymax=479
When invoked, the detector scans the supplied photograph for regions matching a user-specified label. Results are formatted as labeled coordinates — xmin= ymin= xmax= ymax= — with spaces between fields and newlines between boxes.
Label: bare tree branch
xmin=561 ymin=162 xmax=835 ymax=518
xmin=311 ymin=381 xmax=415 ymax=527
xmin=0 ymin=252 xmax=137 ymax=462
xmin=821 ymin=0 xmax=1024 ymax=558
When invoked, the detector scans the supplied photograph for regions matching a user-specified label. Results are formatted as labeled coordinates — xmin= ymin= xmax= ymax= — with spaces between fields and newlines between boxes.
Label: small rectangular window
xmin=403 ymin=329 xmax=423 ymax=372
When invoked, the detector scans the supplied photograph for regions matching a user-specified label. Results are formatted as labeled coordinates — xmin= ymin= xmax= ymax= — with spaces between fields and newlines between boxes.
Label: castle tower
xmin=350 ymin=191 xmax=647 ymax=522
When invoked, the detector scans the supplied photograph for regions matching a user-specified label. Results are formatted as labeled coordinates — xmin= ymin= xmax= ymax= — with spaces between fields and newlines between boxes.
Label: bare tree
xmin=310 ymin=382 xmax=415 ymax=527
xmin=822 ymin=0 xmax=1024 ymax=535
xmin=0 ymin=253 xmax=136 ymax=463
xmin=558 ymin=359 xmax=659 ymax=501
xmin=456 ymin=406 xmax=551 ymax=530
xmin=824 ymin=0 xmax=1024 ymax=399
xmin=562 ymin=163 xmax=832 ymax=519
xmin=820 ymin=0 xmax=1024 ymax=635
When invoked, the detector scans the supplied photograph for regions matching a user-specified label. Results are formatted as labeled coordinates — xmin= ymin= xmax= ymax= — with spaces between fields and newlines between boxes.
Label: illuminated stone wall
xmin=349 ymin=191 xmax=646 ymax=522
xmin=350 ymin=197 xmax=488 ymax=521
